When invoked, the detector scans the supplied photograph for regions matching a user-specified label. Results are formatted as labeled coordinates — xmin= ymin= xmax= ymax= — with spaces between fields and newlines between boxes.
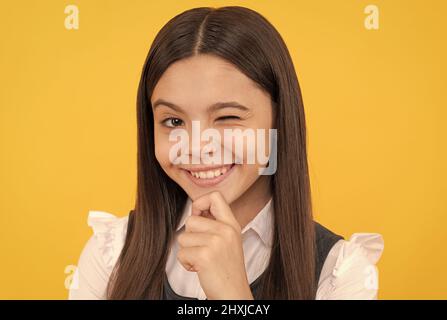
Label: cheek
xmin=240 ymin=162 xmax=262 ymax=182
xmin=238 ymin=130 xmax=272 ymax=168
xmin=154 ymin=136 xmax=174 ymax=170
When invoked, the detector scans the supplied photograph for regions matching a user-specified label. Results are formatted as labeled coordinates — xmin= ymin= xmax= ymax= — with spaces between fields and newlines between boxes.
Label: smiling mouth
xmin=186 ymin=164 xmax=233 ymax=179
xmin=181 ymin=163 xmax=237 ymax=187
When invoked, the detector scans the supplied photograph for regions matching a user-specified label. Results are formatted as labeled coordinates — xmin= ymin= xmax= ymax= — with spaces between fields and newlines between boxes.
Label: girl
xmin=69 ymin=6 xmax=384 ymax=300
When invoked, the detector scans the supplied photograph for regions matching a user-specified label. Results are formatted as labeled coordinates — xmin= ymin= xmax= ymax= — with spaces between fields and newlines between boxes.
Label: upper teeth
xmin=190 ymin=167 xmax=228 ymax=179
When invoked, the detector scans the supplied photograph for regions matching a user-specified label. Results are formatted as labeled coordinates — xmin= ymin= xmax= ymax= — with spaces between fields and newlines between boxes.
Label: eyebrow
xmin=152 ymin=98 xmax=251 ymax=113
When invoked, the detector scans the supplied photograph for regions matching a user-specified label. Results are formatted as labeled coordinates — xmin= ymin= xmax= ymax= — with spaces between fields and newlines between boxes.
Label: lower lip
xmin=182 ymin=164 xmax=237 ymax=187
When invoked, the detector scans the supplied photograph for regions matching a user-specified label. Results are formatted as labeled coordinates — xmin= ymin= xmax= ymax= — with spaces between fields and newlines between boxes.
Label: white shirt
xmin=68 ymin=197 xmax=384 ymax=300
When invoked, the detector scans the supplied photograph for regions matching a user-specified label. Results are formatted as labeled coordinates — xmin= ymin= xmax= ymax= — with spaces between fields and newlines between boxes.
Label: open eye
xmin=161 ymin=117 xmax=184 ymax=128
xmin=216 ymin=115 xmax=241 ymax=121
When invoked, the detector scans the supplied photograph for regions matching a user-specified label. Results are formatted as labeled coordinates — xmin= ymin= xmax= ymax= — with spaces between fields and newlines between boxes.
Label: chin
xmin=181 ymin=182 xmax=239 ymax=203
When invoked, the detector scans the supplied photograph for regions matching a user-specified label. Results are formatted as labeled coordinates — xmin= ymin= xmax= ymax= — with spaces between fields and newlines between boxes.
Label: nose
xmin=187 ymin=120 xmax=220 ymax=164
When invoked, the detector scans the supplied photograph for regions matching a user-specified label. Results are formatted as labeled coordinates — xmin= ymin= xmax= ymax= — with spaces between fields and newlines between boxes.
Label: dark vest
xmin=162 ymin=221 xmax=343 ymax=299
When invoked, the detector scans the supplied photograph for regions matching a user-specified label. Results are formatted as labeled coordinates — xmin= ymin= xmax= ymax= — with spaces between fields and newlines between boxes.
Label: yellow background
xmin=0 ymin=0 xmax=445 ymax=299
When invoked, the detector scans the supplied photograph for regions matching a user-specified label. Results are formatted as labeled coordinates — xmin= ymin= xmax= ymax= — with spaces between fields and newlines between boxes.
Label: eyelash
xmin=217 ymin=115 xmax=241 ymax=121
xmin=160 ymin=116 xmax=241 ymax=128
xmin=161 ymin=117 xmax=184 ymax=128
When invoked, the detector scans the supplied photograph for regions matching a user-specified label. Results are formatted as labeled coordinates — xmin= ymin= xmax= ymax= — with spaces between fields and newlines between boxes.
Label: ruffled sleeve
xmin=316 ymin=233 xmax=384 ymax=300
xmin=87 ymin=210 xmax=129 ymax=272
xmin=68 ymin=211 xmax=129 ymax=300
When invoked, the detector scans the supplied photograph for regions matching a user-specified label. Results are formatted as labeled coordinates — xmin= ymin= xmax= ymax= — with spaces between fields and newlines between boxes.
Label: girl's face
xmin=151 ymin=54 xmax=274 ymax=203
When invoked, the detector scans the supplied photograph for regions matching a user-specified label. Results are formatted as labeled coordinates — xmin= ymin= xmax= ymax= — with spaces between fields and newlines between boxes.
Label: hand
xmin=176 ymin=191 xmax=254 ymax=300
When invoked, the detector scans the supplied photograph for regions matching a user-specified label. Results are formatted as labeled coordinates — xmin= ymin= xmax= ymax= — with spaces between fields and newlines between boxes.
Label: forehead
xmin=151 ymin=54 xmax=267 ymax=110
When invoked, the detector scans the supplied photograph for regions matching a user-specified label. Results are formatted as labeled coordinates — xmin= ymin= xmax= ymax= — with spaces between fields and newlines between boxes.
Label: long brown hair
xmin=107 ymin=6 xmax=316 ymax=299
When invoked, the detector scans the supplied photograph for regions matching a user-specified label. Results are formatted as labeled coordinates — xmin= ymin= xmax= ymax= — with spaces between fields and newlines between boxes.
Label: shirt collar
xmin=176 ymin=196 xmax=274 ymax=247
